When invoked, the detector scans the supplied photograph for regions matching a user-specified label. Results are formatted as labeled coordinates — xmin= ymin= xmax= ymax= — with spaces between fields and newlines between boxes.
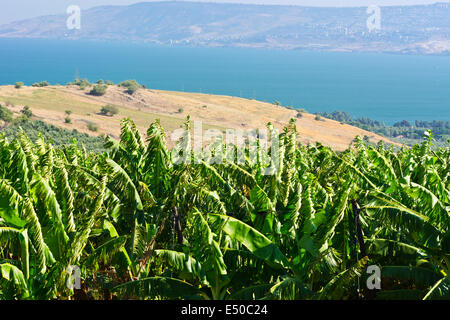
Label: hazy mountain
xmin=1 ymin=1 xmax=450 ymax=54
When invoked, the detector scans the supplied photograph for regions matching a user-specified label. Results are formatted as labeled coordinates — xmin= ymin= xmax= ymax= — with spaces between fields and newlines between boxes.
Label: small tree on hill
xmin=21 ymin=106 xmax=33 ymax=118
xmin=0 ymin=105 xmax=13 ymax=124
xmin=119 ymin=80 xmax=143 ymax=95
xmin=125 ymin=85 xmax=138 ymax=95
xmin=89 ymin=84 xmax=108 ymax=96
xmin=65 ymin=110 xmax=73 ymax=124
xmin=87 ymin=121 xmax=98 ymax=132
xmin=100 ymin=104 xmax=119 ymax=116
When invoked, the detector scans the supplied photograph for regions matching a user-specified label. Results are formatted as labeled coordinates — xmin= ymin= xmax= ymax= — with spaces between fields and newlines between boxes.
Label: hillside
xmin=0 ymin=84 xmax=397 ymax=151
xmin=1 ymin=2 xmax=450 ymax=54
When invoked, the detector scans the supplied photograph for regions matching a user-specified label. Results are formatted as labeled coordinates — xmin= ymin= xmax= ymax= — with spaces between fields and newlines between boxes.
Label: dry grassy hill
xmin=0 ymin=84 xmax=398 ymax=151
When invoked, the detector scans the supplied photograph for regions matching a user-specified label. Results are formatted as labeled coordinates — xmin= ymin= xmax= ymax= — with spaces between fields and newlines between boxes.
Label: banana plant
xmin=0 ymin=118 xmax=448 ymax=300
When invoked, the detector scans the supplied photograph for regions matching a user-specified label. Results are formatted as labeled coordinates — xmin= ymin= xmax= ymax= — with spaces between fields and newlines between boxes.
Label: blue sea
xmin=0 ymin=38 xmax=449 ymax=123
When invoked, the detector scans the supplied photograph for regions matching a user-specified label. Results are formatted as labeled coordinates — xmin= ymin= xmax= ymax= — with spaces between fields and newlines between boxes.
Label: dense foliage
xmin=0 ymin=117 xmax=448 ymax=300
xmin=0 ymin=119 xmax=106 ymax=153
xmin=315 ymin=110 xmax=450 ymax=146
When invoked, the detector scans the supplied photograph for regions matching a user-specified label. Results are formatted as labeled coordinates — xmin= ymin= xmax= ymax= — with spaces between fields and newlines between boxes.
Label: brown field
xmin=0 ymin=84 xmax=399 ymax=150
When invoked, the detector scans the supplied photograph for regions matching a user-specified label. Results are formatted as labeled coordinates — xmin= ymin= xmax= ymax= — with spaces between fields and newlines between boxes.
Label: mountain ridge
xmin=1 ymin=1 xmax=450 ymax=54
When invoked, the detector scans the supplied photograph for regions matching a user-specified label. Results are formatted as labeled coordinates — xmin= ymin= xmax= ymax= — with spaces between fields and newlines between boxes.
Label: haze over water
xmin=1 ymin=38 xmax=449 ymax=123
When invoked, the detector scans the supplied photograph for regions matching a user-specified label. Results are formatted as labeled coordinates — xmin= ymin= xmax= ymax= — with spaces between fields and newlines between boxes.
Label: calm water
xmin=0 ymin=38 xmax=449 ymax=123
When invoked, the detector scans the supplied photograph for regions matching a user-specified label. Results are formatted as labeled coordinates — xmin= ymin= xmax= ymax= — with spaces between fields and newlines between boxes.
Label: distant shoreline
xmin=2 ymin=36 xmax=450 ymax=57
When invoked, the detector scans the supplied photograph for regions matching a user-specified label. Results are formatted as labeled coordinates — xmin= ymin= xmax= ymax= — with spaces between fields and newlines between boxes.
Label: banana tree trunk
xmin=351 ymin=199 xmax=366 ymax=257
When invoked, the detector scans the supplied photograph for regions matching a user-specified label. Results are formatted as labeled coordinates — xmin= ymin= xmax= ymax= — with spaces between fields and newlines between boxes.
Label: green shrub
xmin=125 ymin=85 xmax=138 ymax=95
xmin=21 ymin=106 xmax=33 ymax=118
xmin=74 ymin=78 xmax=91 ymax=86
xmin=15 ymin=82 xmax=24 ymax=89
xmin=119 ymin=80 xmax=143 ymax=95
xmin=296 ymin=111 xmax=303 ymax=118
xmin=65 ymin=110 xmax=73 ymax=116
xmin=315 ymin=114 xmax=322 ymax=121
xmin=69 ymin=78 xmax=91 ymax=90
xmin=100 ymin=104 xmax=119 ymax=116
xmin=89 ymin=84 xmax=108 ymax=96
xmin=178 ymin=108 xmax=184 ymax=113
xmin=0 ymin=105 xmax=13 ymax=123
xmin=86 ymin=121 xmax=99 ymax=132
xmin=65 ymin=117 xmax=72 ymax=124
xmin=119 ymin=80 xmax=142 ymax=88
xmin=33 ymin=81 xmax=49 ymax=87
xmin=13 ymin=115 xmax=30 ymax=124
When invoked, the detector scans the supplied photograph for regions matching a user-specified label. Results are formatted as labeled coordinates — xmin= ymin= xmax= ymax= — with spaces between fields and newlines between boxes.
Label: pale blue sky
xmin=1 ymin=0 xmax=449 ymax=24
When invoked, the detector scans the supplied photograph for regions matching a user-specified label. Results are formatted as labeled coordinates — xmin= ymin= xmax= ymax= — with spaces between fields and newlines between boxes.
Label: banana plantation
xmin=0 ymin=117 xmax=448 ymax=300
